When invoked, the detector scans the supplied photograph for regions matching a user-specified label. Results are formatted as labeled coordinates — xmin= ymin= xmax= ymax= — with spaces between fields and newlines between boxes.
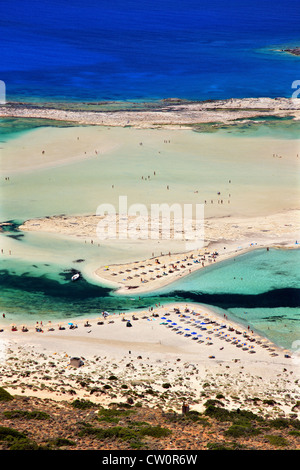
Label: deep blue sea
xmin=0 ymin=0 xmax=299 ymax=102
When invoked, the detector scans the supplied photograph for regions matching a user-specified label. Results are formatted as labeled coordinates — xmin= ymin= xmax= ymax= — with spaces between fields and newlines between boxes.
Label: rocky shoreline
xmin=1 ymin=97 xmax=300 ymax=129
xmin=283 ymin=48 xmax=300 ymax=56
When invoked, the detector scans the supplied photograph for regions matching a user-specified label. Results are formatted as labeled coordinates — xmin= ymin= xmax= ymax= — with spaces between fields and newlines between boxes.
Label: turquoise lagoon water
xmin=1 ymin=0 xmax=299 ymax=350
xmin=0 ymin=117 xmax=81 ymax=142
xmin=150 ymin=248 xmax=300 ymax=350
xmin=0 ymin=118 xmax=299 ymax=350
xmin=2 ymin=114 xmax=300 ymax=143
xmin=0 ymin=235 xmax=299 ymax=350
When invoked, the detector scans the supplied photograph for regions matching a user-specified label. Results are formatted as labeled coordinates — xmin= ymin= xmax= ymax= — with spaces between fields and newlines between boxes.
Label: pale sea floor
xmin=0 ymin=122 xmax=299 ymax=349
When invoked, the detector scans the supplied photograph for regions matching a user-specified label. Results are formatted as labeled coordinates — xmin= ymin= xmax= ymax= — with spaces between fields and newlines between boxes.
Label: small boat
xmin=71 ymin=273 xmax=80 ymax=281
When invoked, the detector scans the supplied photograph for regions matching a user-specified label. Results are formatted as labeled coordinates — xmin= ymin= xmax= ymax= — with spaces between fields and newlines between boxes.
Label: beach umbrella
xmin=171 ymin=322 xmax=177 ymax=325
xmin=191 ymin=332 xmax=197 ymax=335
xmin=184 ymin=328 xmax=190 ymax=331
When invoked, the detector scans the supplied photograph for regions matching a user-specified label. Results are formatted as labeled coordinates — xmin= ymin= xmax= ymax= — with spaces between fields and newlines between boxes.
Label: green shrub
xmin=204 ymin=404 xmax=262 ymax=424
xmin=162 ymin=383 xmax=171 ymax=389
xmin=268 ymin=418 xmax=300 ymax=430
xmin=263 ymin=399 xmax=277 ymax=406
xmin=204 ymin=399 xmax=224 ymax=408
xmin=9 ymin=438 xmax=39 ymax=450
xmin=265 ymin=435 xmax=289 ymax=447
xmin=48 ymin=437 xmax=76 ymax=448
xmin=268 ymin=418 xmax=290 ymax=429
xmin=291 ymin=420 xmax=300 ymax=430
xmin=292 ymin=401 xmax=300 ymax=412
xmin=129 ymin=439 xmax=145 ymax=450
xmin=289 ymin=430 xmax=300 ymax=437
xmin=216 ymin=393 xmax=225 ymax=400
xmin=71 ymin=398 xmax=97 ymax=409
xmin=186 ymin=411 xmax=209 ymax=425
xmin=204 ymin=405 xmax=232 ymax=422
xmin=0 ymin=426 xmax=26 ymax=441
xmin=129 ymin=420 xmax=150 ymax=427
xmin=79 ymin=423 xmax=171 ymax=443
xmin=139 ymin=425 xmax=171 ymax=438
xmin=0 ymin=387 xmax=14 ymax=402
xmin=0 ymin=426 xmax=37 ymax=450
xmin=207 ymin=441 xmax=247 ymax=450
xmin=3 ymin=410 xmax=50 ymax=420
xmin=97 ymin=408 xmax=133 ymax=424
xmin=145 ymin=388 xmax=157 ymax=395
xmin=224 ymin=424 xmax=261 ymax=438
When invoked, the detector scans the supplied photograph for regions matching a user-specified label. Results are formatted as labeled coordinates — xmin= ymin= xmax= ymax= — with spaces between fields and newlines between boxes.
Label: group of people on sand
xmin=133 ymin=251 xmax=219 ymax=285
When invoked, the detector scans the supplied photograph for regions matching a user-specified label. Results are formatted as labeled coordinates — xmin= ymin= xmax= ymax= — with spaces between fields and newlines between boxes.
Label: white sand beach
xmin=18 ymin=209 xmax=300 ymax=294
xmin=0 ymin=302 xmax=299 ymax=417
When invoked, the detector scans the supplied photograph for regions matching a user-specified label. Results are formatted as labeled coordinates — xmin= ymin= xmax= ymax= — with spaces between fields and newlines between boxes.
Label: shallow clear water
xmin=155 ymin=248 xmax=300 ymax=295
xmin=0 ymin=2 xmax=299 ymax=355
xmin=0 ymin=243 xmax=299 ymax=350
xmin=1 ymin=122 xmax=299 ymax=223
xmin=0 ymin=117 xmax=80 ymax=141
xmin=0 ymin=121 xmax=299 ymax=350
xmin=152 ymin=248 xmax=300 ymax=349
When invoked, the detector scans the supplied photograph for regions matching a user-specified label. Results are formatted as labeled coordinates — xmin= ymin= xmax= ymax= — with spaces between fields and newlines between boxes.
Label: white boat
xmin=71 ymin=273 xmax=80 ymax=281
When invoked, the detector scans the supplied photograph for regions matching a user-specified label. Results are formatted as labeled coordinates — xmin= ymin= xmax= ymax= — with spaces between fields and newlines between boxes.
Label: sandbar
xmin=1 ymin=97 xmax=300 ymax=129
xmin=19 ymin=209 xmax=300 ymax=294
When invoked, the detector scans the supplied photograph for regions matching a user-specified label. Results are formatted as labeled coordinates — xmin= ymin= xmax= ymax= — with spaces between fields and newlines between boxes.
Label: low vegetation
xmin=79 ymin=422 xmax=171 ymax=449
xmin=3 ymin=410 xmax=50 ymax=420
xmin=0 ymin=388 xmax=299 ymax=450
xmin=0 ymin=388 xmax=14 ymax=402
